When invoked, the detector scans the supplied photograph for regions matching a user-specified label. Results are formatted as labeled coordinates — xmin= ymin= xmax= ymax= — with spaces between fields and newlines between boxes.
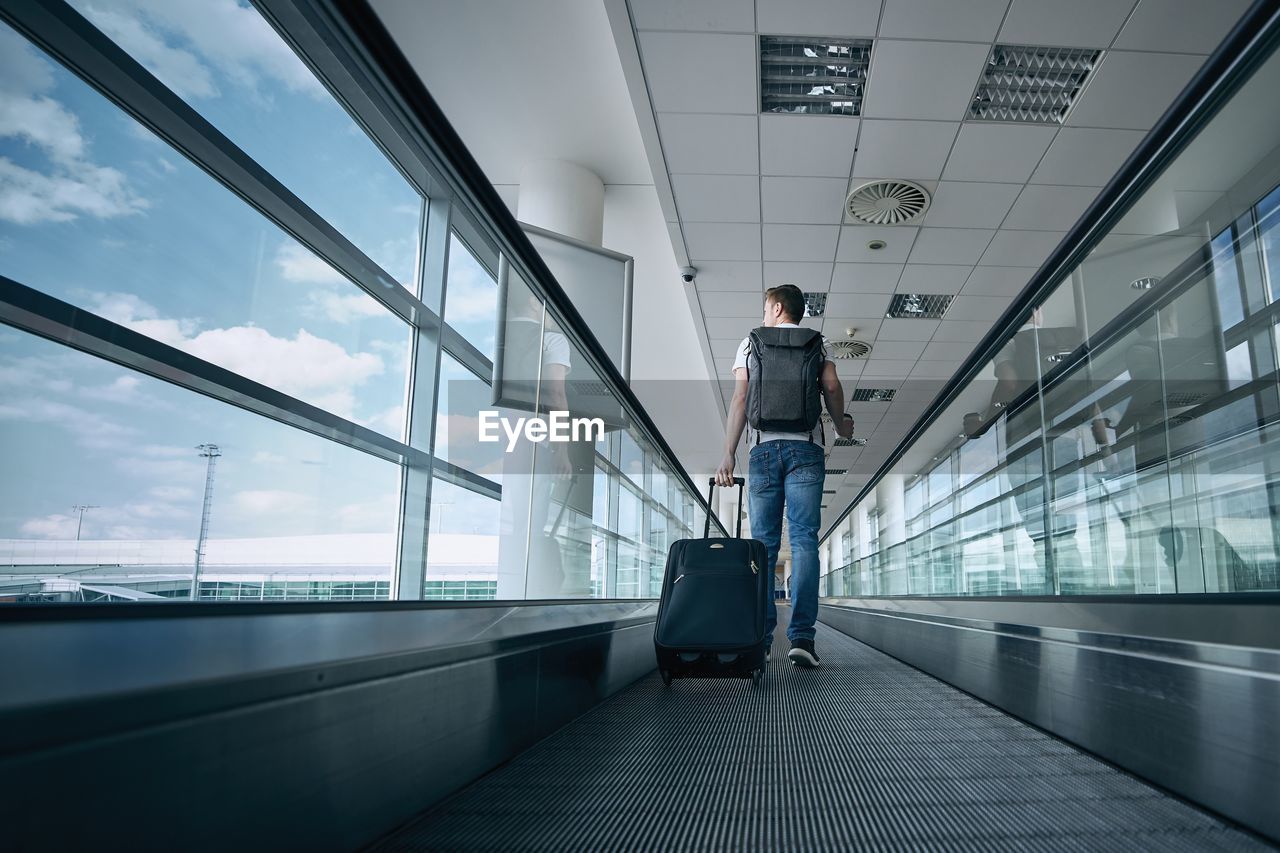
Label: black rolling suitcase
xmin=654 ymin=477 xmax=770 ymax=686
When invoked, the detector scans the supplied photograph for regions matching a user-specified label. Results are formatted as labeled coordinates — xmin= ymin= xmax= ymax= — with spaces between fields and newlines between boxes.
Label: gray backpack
xmin=745 ymin=326 xmax=825 ymax=434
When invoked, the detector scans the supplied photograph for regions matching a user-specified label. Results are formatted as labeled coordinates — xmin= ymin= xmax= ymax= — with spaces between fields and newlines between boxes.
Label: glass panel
xmin=0 ymin=331 xmax=399 ymax=603
xmin=821 ymin=43 xmax=1280 ymax=598
xmin=445 ymin=233 xmax=498 ymax=360
xmin=424 ymin=477 xmax=499 ymax=597
xmin=0 ymin=25 xmax=412 ymax=433
xmin=64 ymin=0 xmax=422 ymax=285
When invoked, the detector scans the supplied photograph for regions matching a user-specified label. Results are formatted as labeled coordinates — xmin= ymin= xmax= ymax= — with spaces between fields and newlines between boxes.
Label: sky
xmin=0 ymin=1 xmax=499 ymax=547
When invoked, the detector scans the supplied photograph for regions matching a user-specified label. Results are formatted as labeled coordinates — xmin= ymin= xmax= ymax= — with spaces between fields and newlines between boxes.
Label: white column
xmin=517 ymin=160 xmax=605 ymax=247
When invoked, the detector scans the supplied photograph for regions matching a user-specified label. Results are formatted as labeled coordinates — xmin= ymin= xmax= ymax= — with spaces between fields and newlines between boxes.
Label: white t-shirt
xmin=731 ymin=322 xmax=832 ymax=448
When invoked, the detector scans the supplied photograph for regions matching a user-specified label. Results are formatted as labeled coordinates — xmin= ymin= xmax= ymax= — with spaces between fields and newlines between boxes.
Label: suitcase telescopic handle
xmin=705 ymin=477 xmax=745 ymax=539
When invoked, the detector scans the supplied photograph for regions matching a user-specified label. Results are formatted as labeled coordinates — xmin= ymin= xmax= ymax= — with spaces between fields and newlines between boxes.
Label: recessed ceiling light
xmin=760 ymin=36 xmax=873 ymax=116
xmin=1131 ymin=276 xmax=1160 ymax=290
xmin=970 ymin=44 xmax=1101 ymax=124
xmin=886 ymin=293 xmax=953 ymax=319
xmin=867 ymin=239 xmax=888 ymax=250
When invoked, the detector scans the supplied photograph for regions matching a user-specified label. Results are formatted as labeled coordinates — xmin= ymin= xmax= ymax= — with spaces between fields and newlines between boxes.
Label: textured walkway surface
xmin=375 ymin=615 xmax=1267 ymax=851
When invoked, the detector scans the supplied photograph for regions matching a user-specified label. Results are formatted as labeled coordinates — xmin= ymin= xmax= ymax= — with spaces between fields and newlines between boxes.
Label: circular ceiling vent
xmin=830 ymin=339 xmax=872 ymax=359
xmin=845 ymin=179 xmax=931 ymax=225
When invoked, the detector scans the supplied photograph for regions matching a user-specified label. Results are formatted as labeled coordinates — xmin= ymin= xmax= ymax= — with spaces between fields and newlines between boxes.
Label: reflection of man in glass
xmin=964 ymin=309 xmax=1089 ymax=593
xmin=496 ymin=292 xmax=579 ymax=599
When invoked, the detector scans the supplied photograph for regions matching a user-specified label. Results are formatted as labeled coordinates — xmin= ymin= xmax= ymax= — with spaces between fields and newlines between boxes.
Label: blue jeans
xmin=748 ymin=440 xmax=824 ymax=643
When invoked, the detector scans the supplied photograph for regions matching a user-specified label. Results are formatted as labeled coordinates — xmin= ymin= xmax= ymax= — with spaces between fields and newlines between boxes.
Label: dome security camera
xmin=679 ymin=266 xmax=697 ymax=283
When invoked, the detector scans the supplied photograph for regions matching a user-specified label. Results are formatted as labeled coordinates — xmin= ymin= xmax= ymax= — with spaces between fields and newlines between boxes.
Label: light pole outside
xmin=191 ymin=444 xmax=221 ymax=601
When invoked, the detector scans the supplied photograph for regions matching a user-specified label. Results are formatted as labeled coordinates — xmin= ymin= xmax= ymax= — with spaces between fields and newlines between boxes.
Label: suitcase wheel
xmin=660 ymin=669 xmax=673 ymax=687
xmin=751 ymin=669 xmax=763 ymax=686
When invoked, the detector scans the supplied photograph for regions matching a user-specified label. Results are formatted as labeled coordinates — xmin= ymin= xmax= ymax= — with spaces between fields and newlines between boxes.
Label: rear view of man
xmin=715 ymin=285 xmax=853 ymax=667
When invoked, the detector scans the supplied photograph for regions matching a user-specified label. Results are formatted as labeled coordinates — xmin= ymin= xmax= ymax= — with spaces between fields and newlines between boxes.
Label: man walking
xmin=715 ymin=285 xmax=853 ymax=668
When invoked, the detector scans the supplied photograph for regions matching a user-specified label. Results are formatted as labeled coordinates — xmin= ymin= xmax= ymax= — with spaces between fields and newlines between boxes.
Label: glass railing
xmin=821 ymin=24 xmax=1280 ymax=598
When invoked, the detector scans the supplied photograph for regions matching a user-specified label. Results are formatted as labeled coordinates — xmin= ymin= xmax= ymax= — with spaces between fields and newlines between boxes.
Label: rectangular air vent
xmin=823 ymin=489 xmax=836 ymax=494
xmin=803 ymin=291 xmax=827 ymax=317
xmin=970 ymin=44 xmax=1101 ymax=124
xmin=834 ymin=436 xmax=867 ymax=447
xmin=886 ymin=293 xmax=952 ymax=319
xmin=760 ymin=36 xmax=873 ymax=116
xmin=852 ymin=387 xmax=896 ymax=402
xmin=825 ymin=468 xmax=847 ymax=475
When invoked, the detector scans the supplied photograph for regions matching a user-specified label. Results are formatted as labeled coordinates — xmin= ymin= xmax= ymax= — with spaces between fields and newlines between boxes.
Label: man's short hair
xmin=765 ymin=285 xmax=805 ymax=323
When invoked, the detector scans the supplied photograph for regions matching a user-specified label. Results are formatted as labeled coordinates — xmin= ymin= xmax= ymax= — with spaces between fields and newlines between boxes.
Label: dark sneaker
xmin=788 ymin=639 xmax=820 ymax=668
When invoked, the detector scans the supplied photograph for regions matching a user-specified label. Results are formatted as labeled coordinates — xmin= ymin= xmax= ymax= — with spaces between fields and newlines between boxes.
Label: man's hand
xmin=715 ymin=453 xmax=736 ymax=487
xmin=836 ymin=414 xmax=854 ymax=439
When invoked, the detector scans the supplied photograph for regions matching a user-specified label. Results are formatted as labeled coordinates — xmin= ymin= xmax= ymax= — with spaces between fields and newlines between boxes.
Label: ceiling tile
xmin=941 ymin=123 xmax=1057 ymax=183
xmin=826 ymin=292 xmax=893 ymax=317
xmin=836 ymin=226 xmax=918 ymax=263
xmin=822 ymin=315 xmax=884 ymax=338
xmin=852 ymin=120 xmax=960 ymax=181
xmin=762 ymin=225 xmax=840 ymax=261
xmin=1004 ymin=184 xmax=1100 ymax=231
xmin=962 ymin=265 xmax=1035 ymax=296
xmin=878 ymin=318 xmax=941 ymax=341
xmin=896 ymin=264 xmax=972 ymax=294
xmin=764 ymin=262 xmax=834 ymax=289
xmin=830 ymin=359 xmax=865 ymax=379
xmin=756 ymin=0 xmax=881 ymax=37
xmin=998 ymin=0 xmax=1137 ymax=48
xmin=922 ymin=181 xmax=1023 ymax=228
xmin=760 ymin=115 xmax=860 ymax=177
xmin=831 ymin=263 xmax=903 ymax=293
xmin=631 ymin=0 xmax=756 ymax=32
xmin=1066 ymin=52 xmax=1206 ymax=131
xmin=878 ymin=0 xmax=1011 ymax=41
xmin=1114 ymin=0 xmax=1251 ymax=54
xmin=692 ymin=260 xmax=764 ymax=291
xmin=639 ymin=32 xmax=757 ymax=114
xmin=862 ymin=41 xmax=991 ymax=121
xmin=705 ymin=316 xmax=758 ymax=338
xmin=907 ymin=228 xmax=995 ymax=265
xmin=861 ymin=359 xmax=919 ymax=378
xmin=701 ymin=290 xmax=767 ymax=317
xmin=932 ymin=319 xmax=993 ymax=342
xmin=685 ymin=222 xmax=762 ymax=260
xmin=921 ymin=339 xmax=977 ymax=361
xmin=710 ymin=337 xmax=746 ymax=358
xmin=659 ymin=113 xmax=760 ymax=174
xmin=761 ymin=177 xmax=850 ymax=224
xmin=1029 ymin=127 xmax=1145 ymax=186
xmin=867 ymin=339 xmax=928 ymax=360
xmin=908 ymin=360 xmax=958 ymax=379
xmin=945 ymin=294 xmax=1011 ymax=321
xmin=672 ymin=174 xmax=761 ymax=222
xmin=979 ymin=229 xmax=1064 ymax=267
xmin=895 ymin=378 xmax=946 ymax=399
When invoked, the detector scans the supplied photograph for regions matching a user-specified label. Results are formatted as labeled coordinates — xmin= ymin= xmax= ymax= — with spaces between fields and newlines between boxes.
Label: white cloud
xmin=0 ymin=397 xmax=138 ymax=449
xmin=20 ymin=514 xmax=79 ymax=539
xmin=75 ymin=6 xmax=218 ymax=100
xmin=70 ymin=0 xmax=325 ymax=101
xmin=232 ymin=489 xmax=316 ymax=516
xmin=312 ymin=290 xmax=389 ymax=323
xmin=82 ymin=375 xmax=143 ymax=403
xmin=0 ymin=30 xmax=148 ymax=225
xmin=444 ymin=261 xmax=499 ymax=323
xmin=0 ymin=158 xmax=147 ymax=225
xmin=149 ymin=485 xmax=196 ymax=501
xmin=275 ymin=242 xmax=345 ymax=286
xmin=251 ymin=450 xmax=288 ymax=465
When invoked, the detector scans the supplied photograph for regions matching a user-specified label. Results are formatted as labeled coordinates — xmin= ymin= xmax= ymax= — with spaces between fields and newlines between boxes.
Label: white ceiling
xmin=618 ymin=0 xmax=1252 ymax=531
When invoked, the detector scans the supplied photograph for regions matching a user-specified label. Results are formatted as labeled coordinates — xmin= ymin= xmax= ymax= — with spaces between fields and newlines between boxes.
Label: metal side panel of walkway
xmin=372 ymin=614 xmax=1267 ymax=852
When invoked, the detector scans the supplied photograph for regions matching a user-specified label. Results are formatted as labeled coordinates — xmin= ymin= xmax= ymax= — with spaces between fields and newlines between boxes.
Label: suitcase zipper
xmin=751 ymin=560 xmax=758 ymax=575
